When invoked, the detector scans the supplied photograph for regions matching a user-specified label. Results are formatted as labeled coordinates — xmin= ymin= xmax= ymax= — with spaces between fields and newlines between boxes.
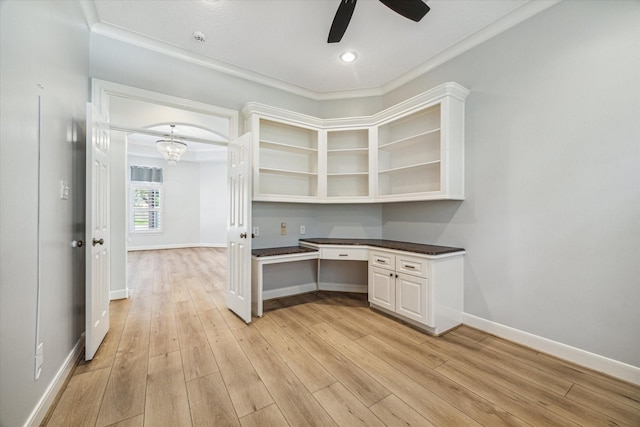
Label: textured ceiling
xmin=91 ymin=0 xmax=555 ymax=97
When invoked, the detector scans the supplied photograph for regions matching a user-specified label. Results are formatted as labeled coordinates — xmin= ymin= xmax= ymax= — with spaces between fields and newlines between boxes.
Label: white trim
xmin=319 ymin=283 xmax=367 ymax=294
xmin=110 ymin=289 xmax=128 ymax=300
xmin=127 ymin=243 xmax=226 ymax=252
xmin=85 ymin=2 xmax=559 ymax=101
xmin=25 ymin=334 xmax=85 ymax=427
xmin=462 ymin=313 xmax=640 ymax=386
xmin=263 ymin=283 xmax=317 ymax=300
xmin=90 ymin=79 xmax=239 ymax=142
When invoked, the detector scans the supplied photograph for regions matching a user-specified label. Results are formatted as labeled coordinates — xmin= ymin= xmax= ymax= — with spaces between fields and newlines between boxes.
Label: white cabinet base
xmin=369 ymin=250 xmax=464 ymax=335
xmin=370 ymin=304 xmax=461 ymax=337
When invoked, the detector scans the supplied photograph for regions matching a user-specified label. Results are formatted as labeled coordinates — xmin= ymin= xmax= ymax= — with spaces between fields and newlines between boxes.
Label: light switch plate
xmin=60 ymin=180 xmax=69 ymax=200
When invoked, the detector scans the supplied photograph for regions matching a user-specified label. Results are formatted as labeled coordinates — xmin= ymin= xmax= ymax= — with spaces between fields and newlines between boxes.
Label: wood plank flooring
xmin=44 ymin=248 xmax=640 ymax=426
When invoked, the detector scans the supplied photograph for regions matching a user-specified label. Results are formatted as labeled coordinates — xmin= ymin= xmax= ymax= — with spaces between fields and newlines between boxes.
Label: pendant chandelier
xmin=156 ymin=124 xmax=187 ymax=165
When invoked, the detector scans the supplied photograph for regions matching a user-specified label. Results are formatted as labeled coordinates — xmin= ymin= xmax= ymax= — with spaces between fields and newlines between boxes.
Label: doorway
xmin=91 ymin=79 xmax=238 ymax=299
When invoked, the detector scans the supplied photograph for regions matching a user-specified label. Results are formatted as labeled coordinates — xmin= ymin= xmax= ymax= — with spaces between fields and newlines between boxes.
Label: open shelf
xmin=378 ymin=160 xmax=441 ymax=175
xmin=378 ymin=105 xmax=440 ymax=146
xmin=259 ymin=167 xmax=318 ymax=177
xmin=378 ymin=161 xmax=441 ymax=196
xmin=327 ymin=129 xmax=369 ymax=150
xmin=327 ymin=174 xmax=369 ymax=198
xmin=260 ymin=119 xmax=318 ymax=150
xmin=378 ymin=128 xmax=440 ymax=150
xmin=327 ymin=150 xmax=369 ymax=174
xmin=259 ymin=170 xmax=318 ymax=197
xmin=260 ymin=139 xmax=318 ymax=154
xmin=376 ymin=103 xmax=443 ymax=198
xmin=259 ymin=145 xmax=318 ymax=175
xmin=326 ymin=129 xmax=369 ymax=198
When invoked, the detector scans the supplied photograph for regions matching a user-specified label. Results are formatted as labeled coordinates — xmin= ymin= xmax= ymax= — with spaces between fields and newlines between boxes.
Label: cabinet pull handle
xmin=339 ymin=253 xmax=348 ymax=257
xmin=376 ymin=259 xmax=386 ymax=263
xmin=403 ymin=264 xmax=415 ymax=269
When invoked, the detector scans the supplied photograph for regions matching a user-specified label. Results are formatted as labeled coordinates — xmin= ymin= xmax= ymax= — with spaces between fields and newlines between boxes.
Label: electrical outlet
xmin=253 ymin=226 xmax=260 ymax=237
xmin=300 ymin=225 xmax=306 ymax=234
xmin=281 ymin=222 xmax=286 ymax=235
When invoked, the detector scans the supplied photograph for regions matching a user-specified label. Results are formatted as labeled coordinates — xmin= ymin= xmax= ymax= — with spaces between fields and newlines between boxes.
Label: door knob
xmin=92 ymin=238 xmax=104 ymax=246
xmin=72 ymin=240 xmax=84 ymax=248
xmin=240 ymin=232 xmax=247 ymax=239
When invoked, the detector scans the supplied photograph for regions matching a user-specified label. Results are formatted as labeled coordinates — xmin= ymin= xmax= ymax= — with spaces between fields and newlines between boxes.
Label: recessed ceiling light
xmin=340 ymin=51 xmax=357 ymax=63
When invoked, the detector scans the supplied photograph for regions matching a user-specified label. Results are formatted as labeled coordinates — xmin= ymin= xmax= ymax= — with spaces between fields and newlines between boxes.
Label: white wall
xmin=126 ymin=155 xmax=228 ymax=251
xmin=381 ymin=1 xmax=640 ymax=367
xmin=90 ymin=33 xmax=320 ymax=120
xmin=0 ymin=1 xmax=89 ymax=426
xmin=252 ymin=203 xmax=383 ymax=249
xmin=200 ymin=160 xmax=228 ymax=245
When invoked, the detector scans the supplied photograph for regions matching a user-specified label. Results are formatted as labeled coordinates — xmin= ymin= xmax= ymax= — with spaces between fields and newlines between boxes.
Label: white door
xmin=396 ymin=273 xmax=428 ymax=324
xmin=227 ymin=133 xmax=252 ymax=323
xmin=85 ymin=103 xmax=110 ymax=360
xmin=368 ymin=266 xmax=395 ymax=311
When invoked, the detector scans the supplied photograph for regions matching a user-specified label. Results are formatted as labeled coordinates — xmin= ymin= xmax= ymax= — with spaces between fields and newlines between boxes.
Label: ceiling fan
xmin=328 ymin=0 xmax=430 ymax=43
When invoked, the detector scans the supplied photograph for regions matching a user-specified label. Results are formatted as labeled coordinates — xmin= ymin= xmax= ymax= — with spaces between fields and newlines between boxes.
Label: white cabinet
xmin=369 ymin=251 xmax=430 ymax=325
xmin=375 ymin=83 xmax=468 ymax=201
xmin=249 ymin=116 xmax=320 ymax=202
xmin=326 ymin=129 xmax=372 ymax=199
xmin=368 ymin=249 xmax=463 ymax=335
xmin=242 ymin=82 xmax=469 ymax=203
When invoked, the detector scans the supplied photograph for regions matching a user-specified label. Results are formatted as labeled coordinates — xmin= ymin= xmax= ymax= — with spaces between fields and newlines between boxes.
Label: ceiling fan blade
xmin=379 ymin=0 xmax=430 ymax=22
xmin=328 ymin=0 xmax=357 ymax=43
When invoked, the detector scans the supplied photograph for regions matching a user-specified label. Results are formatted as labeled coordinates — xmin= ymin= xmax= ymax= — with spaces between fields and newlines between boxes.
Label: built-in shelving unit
xmin=255 ymin=119 xmax=319 ymax=200
xmin=242 ymin=82 xmax=469 ymax=203
xmin=377 ymin=104 xmax=444 ymax=198
xmin=326 ymin=129 xmax=370 ymax=198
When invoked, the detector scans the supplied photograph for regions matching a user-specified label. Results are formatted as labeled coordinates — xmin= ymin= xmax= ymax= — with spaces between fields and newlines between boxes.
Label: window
xmin=131 ymin=185 xmax=162 ymax=232
xmin=130 ymin=166 xmax=163 ymax=233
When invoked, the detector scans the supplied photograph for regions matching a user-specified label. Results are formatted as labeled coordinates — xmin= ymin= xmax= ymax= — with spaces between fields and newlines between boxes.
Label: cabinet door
xmin=395 ymin=273 xmax=428 ymax=324
xmin=368 ymin=266 xmax=395 ymax=311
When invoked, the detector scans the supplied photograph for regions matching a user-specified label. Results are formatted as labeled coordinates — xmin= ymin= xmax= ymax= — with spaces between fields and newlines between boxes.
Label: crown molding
xmin=242 ymin=82 xmax=469 ymax=128
xmin=85 ymin=0 xmax=560 ymax=101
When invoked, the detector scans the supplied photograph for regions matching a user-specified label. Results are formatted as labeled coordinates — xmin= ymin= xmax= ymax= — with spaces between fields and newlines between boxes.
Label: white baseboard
xmin=25 ymin=334 xmax=85 ymax=427
xmin=319 ymin=282 xmax=367 ymax=293
xmin=110 ymin=289 xmax=128 ymax=300
xmin=128 ymin=243 xmax=226 ymax=251
xmin=462 ymin=313 xmax=640 ymax=385
xmin=263 ymin=283 xmax=317 ymax=300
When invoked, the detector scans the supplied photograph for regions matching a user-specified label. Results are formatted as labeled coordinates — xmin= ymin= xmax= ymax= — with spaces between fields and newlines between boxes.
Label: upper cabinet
xmin=325 ymin=128 xmax=372 ymax=200
xmin=242 ymin=82 xmax=469 ymax=203
xmin=254 ymin=118 xmax=319 ymax=201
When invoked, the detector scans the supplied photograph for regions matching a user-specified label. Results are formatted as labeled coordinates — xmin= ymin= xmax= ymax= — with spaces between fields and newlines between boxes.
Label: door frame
xmin=91 ymin=79 xmax=239 ymax=299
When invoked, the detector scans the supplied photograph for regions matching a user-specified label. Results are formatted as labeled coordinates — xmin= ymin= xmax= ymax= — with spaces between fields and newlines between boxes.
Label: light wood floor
xmin=44 ymin=248 xmax=640 ymax=426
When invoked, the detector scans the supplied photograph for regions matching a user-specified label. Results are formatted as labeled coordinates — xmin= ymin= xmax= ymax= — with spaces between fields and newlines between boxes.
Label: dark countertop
xmin=252 ymin=246 xmax=319 ymax=258
xmin=299 ymin=238 xmax=464 ymax=256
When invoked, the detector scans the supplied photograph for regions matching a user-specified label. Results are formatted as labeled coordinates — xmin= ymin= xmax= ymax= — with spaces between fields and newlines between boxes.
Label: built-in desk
xmin=251 ymin=246 xmax=319 ymax=317
xmin=252 ymin=239 xmax=465 ymax=335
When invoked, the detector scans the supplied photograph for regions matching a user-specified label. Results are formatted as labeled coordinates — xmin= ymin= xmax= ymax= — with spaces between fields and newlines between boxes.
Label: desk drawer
xmin=397 ymin=254 xmax=428 ymax=278
xmin=369 ymin=251 xmax=395 ymax=270
xmin=321 ymin=247 xmax=368 ymax=261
